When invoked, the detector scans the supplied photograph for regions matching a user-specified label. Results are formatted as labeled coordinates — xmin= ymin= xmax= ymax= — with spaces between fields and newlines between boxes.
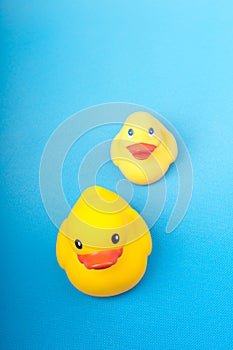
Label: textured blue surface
xmin=1 ymin=1 xmax=233 ymax=349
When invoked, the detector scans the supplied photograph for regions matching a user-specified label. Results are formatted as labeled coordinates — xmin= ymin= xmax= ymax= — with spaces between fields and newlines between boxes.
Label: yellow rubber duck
xmin=56 ymin=186 xmax=152 ymax=297
xmin=111 ymin=111 xmax=178 ymax=185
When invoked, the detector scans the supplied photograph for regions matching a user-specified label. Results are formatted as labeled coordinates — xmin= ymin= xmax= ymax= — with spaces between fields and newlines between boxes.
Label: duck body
xmin=56 ymin=186 xmax=152 ymax=297
xmin=111 ymin=112 xmax=178 ymax=185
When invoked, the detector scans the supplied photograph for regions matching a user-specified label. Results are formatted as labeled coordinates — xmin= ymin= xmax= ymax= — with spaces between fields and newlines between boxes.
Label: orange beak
xmin=127 ymin=142 xmax=157 ymax=160
xmin=78 ymin=248 xmax=123 ymax=270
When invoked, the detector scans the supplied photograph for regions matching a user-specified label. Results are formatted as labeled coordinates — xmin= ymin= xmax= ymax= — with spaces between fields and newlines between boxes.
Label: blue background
xmin=1 ymin=1 xmax=233 ymax=349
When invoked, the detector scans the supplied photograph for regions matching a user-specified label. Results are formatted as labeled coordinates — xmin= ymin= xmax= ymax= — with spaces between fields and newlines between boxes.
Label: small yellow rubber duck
xmin=111 ymin=111 xmax=178 ymax=185
xmin=56 ymin=186 xmax=152 ymax=297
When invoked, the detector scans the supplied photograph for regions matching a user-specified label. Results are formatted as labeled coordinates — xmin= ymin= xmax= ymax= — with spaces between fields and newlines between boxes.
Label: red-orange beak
xmin=78 ymin=248 xmax=123 ymax=270
xmin=127 ymin=142 xmax=158 ymax=160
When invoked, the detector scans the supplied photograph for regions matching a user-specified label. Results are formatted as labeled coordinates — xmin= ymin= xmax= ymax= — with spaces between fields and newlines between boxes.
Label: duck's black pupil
xmin=75 ymin=239 xmax=82 ymax=249
xmin=112 ymin=233 xmax=119 ymax=244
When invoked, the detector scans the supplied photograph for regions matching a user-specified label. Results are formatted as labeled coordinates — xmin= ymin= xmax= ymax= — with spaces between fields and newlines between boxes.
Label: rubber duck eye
xmin=75 ymin=239 xmax=83 ymax=249
xmin=149 ymin=127 xmax=154 ymax=136
xmin=128 ymin=128 xmax=134 ymax=137
xmin=111 ymin=233 xmax=120 ymax=244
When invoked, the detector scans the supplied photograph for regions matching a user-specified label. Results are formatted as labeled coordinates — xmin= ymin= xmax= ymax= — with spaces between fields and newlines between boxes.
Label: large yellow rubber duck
xmin=56 ymin=186 xmax=152 ymax=297
xmin=111 ymin=111 xmax=178 ymax=185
